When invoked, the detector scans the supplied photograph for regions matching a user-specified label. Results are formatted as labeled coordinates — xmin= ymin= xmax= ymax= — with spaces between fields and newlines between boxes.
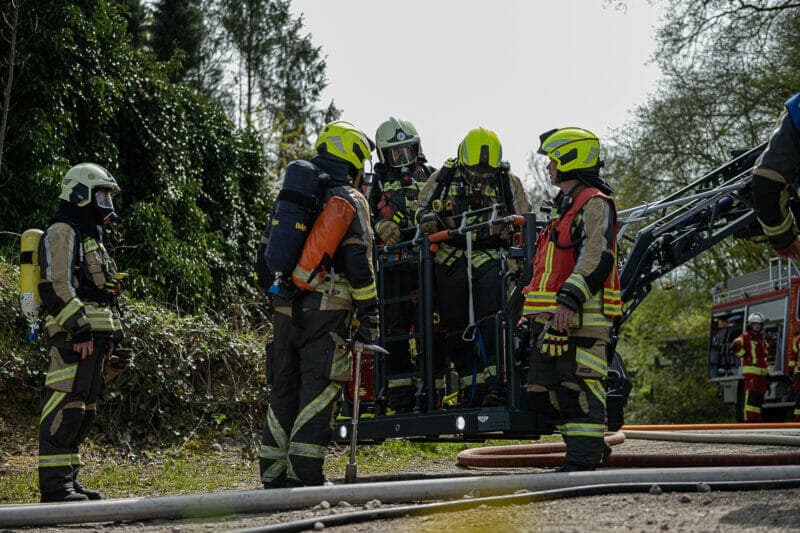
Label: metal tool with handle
xmin=345 ymin=341 xmax=389 ymax=484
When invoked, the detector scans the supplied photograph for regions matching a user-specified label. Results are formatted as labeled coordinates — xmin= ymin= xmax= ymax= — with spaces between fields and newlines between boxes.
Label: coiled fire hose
xmin=456 ymin=423 xmax=800 ymax=468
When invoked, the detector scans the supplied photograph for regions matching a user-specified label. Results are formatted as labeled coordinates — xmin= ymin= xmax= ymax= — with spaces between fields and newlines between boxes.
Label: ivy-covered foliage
xmin=0 ymin=259 xmax=269 ymax=443
xmin=0 ymin=0 xmax=276 ymax=313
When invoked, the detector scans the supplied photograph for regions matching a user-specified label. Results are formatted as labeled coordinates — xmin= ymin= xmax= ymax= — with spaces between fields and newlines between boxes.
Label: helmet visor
xmin=94 ymin=190 xmax=115 ymax=210
xmin=465 ymin=164 xmax=497 ymax=182
xmin=388 ymin=145 xmax=417 ymax=167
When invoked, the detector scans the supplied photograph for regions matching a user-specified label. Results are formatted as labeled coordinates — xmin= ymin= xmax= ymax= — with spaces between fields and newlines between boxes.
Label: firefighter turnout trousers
xmin=259 ymin=304 xmax=351 ymax=487
xmin=527 ymin=327 xmax=607 ymax=467
xmin=435 ymin=256 xmax=502 ymax=404
xmin=743 ymin=373 xmax=767 ymax=422
xmin=38 ymin=336 xmax=108 ymax=501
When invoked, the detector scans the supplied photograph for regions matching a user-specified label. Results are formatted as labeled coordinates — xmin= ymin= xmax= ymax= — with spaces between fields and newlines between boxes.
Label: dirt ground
xmin=10 ymin=436 xmax=800 ymax=533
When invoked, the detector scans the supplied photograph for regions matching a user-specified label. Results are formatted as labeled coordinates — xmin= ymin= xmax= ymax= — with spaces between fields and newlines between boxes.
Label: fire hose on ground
xmin=456 ymin=423 xmax=800 ymax=468
xmin=3 ymin=466 xmax=800 ymax=528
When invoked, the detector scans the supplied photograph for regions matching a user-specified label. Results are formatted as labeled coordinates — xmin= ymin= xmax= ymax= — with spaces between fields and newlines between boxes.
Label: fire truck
xmin=709 ymin=256 xmax=798 ymax=420
xmin=335 ymin=141 xmax=784 ymax=443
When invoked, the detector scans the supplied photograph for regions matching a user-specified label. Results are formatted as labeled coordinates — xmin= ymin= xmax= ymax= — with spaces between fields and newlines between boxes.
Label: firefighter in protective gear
xmin=523 ymin=127 xmax=621 ymax=472
xmin=37 ymin=163 xmax=125 ymax=502
xmin=259 ymin=120 xmax=380 ymax=488
xmin=732 ymin=312 xmax=769 ymax=422
xmin=790 ymin=332 xmax=800 ymax=422
xmin=752 ymin=91 xmax=800 ymax=259
xmin=370 ymin=118 xmax=434 ymax=413
xmin=415 ymin=128 xmax=529 ymax=406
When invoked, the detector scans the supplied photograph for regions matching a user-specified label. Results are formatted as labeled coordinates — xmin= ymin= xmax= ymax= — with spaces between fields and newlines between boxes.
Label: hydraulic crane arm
xmin=615 ymin=143 xmax=768 ymax=325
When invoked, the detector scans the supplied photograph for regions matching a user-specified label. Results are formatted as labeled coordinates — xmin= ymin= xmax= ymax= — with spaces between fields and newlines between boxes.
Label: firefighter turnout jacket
xmin=37 ymin=214 xmax=124 ymax=501
xmin=415 ymin=164 xmax=530 ymax=268
xmin=752 ymin=91 xmax=800 ymax=251
xmin=523 ymin=186 xmax=622 ymax=338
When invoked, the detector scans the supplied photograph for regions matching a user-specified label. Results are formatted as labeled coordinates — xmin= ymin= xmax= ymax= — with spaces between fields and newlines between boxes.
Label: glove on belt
xmin=539 ymin=328 xmax=569 ymax=357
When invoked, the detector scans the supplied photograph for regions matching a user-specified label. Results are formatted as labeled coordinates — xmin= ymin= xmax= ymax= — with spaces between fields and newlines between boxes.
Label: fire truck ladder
xmin=616 ymin=142 xmax=767 ymax=325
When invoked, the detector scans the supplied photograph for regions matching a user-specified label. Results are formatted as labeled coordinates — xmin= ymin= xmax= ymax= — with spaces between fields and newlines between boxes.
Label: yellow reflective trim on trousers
xmin=330 ymin=354 xmax=350 ymax=379
xmin=262 ymin=458 xmax=288 ymax=482
xmin=259 ymin=445 xmax=286 ymax=460
xmin=759 ymin=212 xmax=795 ymax=236
xmin=45 ymin=364 xmax=78 ymax=386
xmin=483 ymin=365 xmax=497 ymax=378
xmin=742 ymin=366 xmax=767 ymax=375
xmin=83 ymin=238 xmax=100 ymax=253
xmin=352 ymin=283 xmax=377 ymax=301
xmin=55 ymin=298 xmax=84 ymax=326
xmin=267 ymin=407 xmax=288 ymax=450
xmin=289 ymin=441 xmax=327 ymax=460
xmin=71 ymin=453 xmax=81 ymax=465
xmin=39 ymin=454 xmax=74 ymax=467
xmin=459 ymin=375 xmax=485 ymax=388
xmin=41 ymin=391 xmax=66 ymax=422
xmin=290 ymin=383 xmax=341 ymax=440
xmin=389 ymin=378 xmax=414 ymax=388
xmin=576 ymin=348 xmax=607 ymax=377
xmin=561 ymin=422 xmax=605 ymax=437
xmin=565 ymin=273 xmax=591 ymax=301
xmin=586 ymin=379 xmax=606 ymax=407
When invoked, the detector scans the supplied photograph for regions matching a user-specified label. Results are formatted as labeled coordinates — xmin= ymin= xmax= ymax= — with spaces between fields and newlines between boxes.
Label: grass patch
xmin=1 ymin=433 xmax=560 ymax=503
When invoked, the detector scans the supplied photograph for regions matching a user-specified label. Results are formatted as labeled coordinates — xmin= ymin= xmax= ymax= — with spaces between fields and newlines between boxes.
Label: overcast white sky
xmin=289 ymin=0 xmax=664 ymax=188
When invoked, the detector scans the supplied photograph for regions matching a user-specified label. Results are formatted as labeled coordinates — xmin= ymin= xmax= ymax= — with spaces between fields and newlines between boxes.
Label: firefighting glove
xmin=539 ymin=328 xmax=569 ymax=357
xmin=418 ymin=211 xmax=441 ymax=234
xmin=375 ymin=219 xmax=401 ymax=245
xmin=356 ymin=312 xmax=380 ymax=345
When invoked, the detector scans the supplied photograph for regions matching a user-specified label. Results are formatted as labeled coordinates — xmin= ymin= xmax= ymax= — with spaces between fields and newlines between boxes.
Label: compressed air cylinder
xmin=19 ymin=229 xmax=43 ymax=339
xmin=264 ymin=160 xmax=321 ymax=276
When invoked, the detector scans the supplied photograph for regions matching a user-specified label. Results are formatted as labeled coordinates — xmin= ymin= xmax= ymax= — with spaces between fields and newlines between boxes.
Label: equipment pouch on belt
xmin=325 ymin=331 xmax=351 ymax=383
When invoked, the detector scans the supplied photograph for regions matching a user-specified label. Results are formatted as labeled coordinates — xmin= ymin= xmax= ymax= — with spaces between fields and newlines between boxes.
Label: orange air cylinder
xmin=292 ymin=195 xmax=356 ymax=291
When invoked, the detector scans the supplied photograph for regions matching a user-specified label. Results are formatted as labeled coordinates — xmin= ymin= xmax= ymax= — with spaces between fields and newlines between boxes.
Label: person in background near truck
xmin=732 ymin=312 xmax=769 ymax=422
xmin=37 ymin=163 xmax=126 ymax=502
xmin=790 ymin=331 xmax=800 ymax=422
xmin=522 ymin=127 xmax=621 ymax=472
xmin=370 ymin=117 xmax=434 ymax=414
xmin=752 ymin=91 xmax=800 ymax=258
xmin=258 ymin=121 xmax=379 ymax=488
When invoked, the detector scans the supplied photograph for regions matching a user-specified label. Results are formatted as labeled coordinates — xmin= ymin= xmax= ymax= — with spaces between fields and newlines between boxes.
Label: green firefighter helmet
xmin=315 ymin=121 xmax=374 ymax=170
xmin=537 ymin=127 xmax=601 ymax=172
xmin=457 ymin=127 xmax=502 ymax=170
xmin=59 ymin=163 xmax=121 ymax=207
xmin=375 ymin=117 xmax=421 ymax=168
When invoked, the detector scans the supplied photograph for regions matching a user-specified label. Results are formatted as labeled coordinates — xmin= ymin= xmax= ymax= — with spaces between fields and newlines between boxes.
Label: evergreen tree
xmin=151 ymin=0 xmax=204 ymax=84
xmin=220 ymin=0 xmax=332 ymax=162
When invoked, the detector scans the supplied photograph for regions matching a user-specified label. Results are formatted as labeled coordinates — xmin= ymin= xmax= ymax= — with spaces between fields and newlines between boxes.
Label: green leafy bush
xmin=0 ymin=257 xmax=270 ymax=444
xmin=0 ymin=0 xmax=276 ymax=314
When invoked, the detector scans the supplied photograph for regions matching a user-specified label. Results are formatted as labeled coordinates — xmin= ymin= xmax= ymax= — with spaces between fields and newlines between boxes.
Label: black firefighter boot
xmin=39 ymin=465 xmax=88 ymax=503
xmin=72 ymin=465 xmax=103 ymax=500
